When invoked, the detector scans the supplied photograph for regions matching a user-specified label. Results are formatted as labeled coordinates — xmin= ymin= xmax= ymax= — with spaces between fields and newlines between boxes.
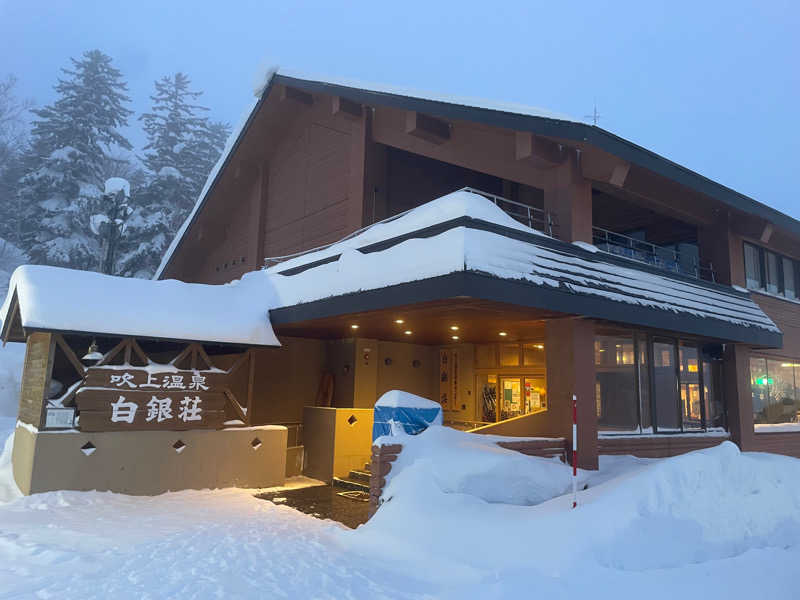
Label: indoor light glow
xmin=395 ymin=319 xmax=404 ymax=324
xmin=404 ymin=330 xmax=413 ymax=335
xmin=350 ymin=324 xmax=359 ymax=329
xmin=498 ymin=331 xmax=507 ymax=337
xmin=451 ymin=335 xmax=459 ymax=340
xmin=450 ymin=325 xmax=459 ymax=331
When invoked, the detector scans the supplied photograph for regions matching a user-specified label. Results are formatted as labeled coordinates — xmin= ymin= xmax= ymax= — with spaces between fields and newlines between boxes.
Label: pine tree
xmin=0 ymin=75 xmax=34 ymax=248
xmin=18 ymin=50 xmax=132 ymax=269
xmin=124 ymin=74 xmax=230 ymax=277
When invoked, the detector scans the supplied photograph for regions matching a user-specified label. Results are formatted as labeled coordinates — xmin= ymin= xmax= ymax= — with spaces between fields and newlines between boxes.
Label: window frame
xmin=743 ymin=241 xmax=800 ymax=300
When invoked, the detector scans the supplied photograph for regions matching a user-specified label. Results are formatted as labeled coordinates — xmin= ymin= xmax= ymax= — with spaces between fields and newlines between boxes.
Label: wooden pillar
xmin=544 ymin=151 xmax=592 ymax=243
xmin=697 ymin=214 xmax=744 ymax=286
xmin=545 ymin=318 xmax=597 ymax=469
xmin=17 ymin=332 xmax=55 ymax=429
xmin=347 ymin=111 xmax=369 ymax=230
xmin=723 ymin=343 xmax=754 ymax=451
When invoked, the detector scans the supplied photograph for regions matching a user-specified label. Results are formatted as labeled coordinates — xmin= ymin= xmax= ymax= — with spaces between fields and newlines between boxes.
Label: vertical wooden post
xmin=246 ymin=349 xmax=256 ymax=426
xmin=18 ymin=332 xmax=56 ymax=430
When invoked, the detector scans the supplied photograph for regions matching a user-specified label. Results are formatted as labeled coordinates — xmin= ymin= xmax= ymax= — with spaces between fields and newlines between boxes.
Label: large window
xmin=595 ymin=334 xmax=721 ymax=433
xmin=750 ymin=357 xmax=800 ymax=427
xmin=743 ymin=242 xmax=800 ymax=300
xmin=595 ymin=335 xmax=637 ymax=431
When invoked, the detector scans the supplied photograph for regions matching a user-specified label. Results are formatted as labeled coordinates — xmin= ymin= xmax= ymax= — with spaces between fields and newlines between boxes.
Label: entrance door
xmin=499 ymin=376 xmax=547 ymax=421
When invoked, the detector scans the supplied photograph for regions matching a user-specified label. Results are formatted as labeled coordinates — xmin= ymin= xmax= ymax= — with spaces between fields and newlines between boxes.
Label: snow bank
xmin=346 ymin=439 xmax=800 ymax=585
xmin=0 ymin=265 xmax=280 ymax=346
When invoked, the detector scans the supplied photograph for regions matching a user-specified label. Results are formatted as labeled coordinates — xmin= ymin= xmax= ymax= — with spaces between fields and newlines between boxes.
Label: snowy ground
xmin=0 ymin=343 xmax=798 ymax=598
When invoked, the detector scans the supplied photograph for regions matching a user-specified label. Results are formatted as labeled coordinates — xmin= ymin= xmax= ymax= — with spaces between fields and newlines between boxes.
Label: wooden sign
xmin=76 ymin=367 xmax=228 ymax=432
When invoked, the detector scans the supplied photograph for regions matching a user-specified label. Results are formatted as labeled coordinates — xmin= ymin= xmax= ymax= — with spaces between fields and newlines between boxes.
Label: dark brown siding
xmin=752 ymin=293 xmax=800 ymax=357
xmin=598 ymin=435 xmax=728 ymax=458
xmin=750 ymin=432 xmax=800 ymax=457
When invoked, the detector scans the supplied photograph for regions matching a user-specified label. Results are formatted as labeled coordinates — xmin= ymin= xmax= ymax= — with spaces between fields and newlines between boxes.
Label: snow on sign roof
xmin=0 ymin=265 xmax=279 ymax=347
xmin=268 ymin=191 xmax=780 ymax=345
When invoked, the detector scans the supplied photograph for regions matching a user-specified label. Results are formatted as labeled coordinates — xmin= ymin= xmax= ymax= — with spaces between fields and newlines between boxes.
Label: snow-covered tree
xmin=0 ymin=75 xmax=34 ymax=248
xmin=126 ymin=73 xmax=230 ymax=276
xmin=18 ymin=50 xmax=132 ymax=269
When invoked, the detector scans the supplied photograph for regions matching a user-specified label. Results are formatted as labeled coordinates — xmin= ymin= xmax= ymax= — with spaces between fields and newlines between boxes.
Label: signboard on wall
xmin=439 ymin=349 xmax=459 ymax=410
xmin=75 ymin=368 xmax=227 ymax=432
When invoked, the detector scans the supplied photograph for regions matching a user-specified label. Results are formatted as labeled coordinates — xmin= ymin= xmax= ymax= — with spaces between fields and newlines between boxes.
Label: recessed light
xmin=498 ymin=331 xmax=507 ymax=337
xmin=535 ymin=344 xmax=544 ymax=349
xmin=350 ymin=324 xmax=359 ymax=330
xmin=450 ymin=325 xmax=459 ymax=331
xmin=451 ymin=335 xmax=459 ymax=340
xmin=404 ymin=330 xmax=413 ymax=335
xmin=395 ymin=319 xmax=404 ymax=324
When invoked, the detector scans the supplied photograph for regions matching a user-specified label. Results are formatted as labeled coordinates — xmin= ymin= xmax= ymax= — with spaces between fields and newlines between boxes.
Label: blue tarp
xmin=372 ymin=391 xmax=443 ymax=441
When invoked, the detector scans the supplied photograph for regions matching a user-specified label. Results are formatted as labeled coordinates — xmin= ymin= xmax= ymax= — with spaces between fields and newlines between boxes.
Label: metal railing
xmin=592 ymin=226 xmax=715 ymax=282
xmin=461 ymin=187 xmax=555 ymax=237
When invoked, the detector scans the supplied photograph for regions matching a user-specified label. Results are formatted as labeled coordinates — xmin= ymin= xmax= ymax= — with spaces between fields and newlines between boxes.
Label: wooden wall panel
xmin=751 ymin=294 xmax=800 ymax=357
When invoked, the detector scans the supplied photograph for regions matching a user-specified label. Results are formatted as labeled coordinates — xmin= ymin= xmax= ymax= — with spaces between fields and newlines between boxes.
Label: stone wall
xmin=368 ymin=442 xmax=401 ymax=518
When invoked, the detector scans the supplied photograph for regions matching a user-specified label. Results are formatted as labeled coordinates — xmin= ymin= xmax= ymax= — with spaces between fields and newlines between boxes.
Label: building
xmin=4 ymin=69 xmax=799 ymax=495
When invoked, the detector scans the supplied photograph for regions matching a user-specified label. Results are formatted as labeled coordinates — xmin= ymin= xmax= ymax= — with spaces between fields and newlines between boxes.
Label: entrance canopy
xmin=0 ymin=265 xmax=280 ymax=347
xmin=268 ymin=191 xmax=781 ymax=347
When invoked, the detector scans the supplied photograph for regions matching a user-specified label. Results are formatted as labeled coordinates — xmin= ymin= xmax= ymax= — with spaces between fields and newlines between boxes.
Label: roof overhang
xmin=270 ymin=271 xmax=783 ymax=348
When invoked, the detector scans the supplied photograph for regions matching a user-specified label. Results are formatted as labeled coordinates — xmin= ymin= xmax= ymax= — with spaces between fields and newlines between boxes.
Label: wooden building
xmin=4 ymin=69 xmax=800 ymax=495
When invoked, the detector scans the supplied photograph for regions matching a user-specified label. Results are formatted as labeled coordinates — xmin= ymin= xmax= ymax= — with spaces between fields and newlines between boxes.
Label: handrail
xmin=461 ymin=187 xmax=555 ymax=236
xmin=592 ymin=225 xmax=715 ymax=282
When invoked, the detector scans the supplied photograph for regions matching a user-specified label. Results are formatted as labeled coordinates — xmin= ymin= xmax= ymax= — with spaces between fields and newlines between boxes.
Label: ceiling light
xmin=395 ymin=319 xmax=404 ymax=324
xmin=451 ymin=335 xmax=459 ymax=340
xmin=450 ymin=325 xmax=459 ymax=331
xmin=350 ymin=324 xmax=359 ymax=330
xmin=404 ymin=330 xmax=413 ymax=335
xmin=498 ymin=331 xmax=507 ymax=337
xmin=534 ymin=344 xmax=544 ymax=349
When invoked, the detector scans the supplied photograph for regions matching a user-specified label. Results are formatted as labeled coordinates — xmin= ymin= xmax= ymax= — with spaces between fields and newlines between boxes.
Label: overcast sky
xmin=1 ymin=0 xmax=798 ymax=217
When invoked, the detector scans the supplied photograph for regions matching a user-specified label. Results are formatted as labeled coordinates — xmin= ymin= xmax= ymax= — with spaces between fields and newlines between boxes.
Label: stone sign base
xmin=12 ymin=424 xmax=288 ymax=495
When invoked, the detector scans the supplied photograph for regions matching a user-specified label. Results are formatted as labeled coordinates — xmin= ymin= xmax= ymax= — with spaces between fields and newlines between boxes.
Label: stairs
xmin=332 ymin=462 xmax=371 ymax=493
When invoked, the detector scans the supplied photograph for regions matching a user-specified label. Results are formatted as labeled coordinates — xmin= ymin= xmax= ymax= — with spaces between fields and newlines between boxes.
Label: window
xmin=783 ymin=257 xmax=796 ymax=300
xmin=744 ymin=243 xmax=763 ymax=290
xmin=743 ymin=242 xmax=800 ymax=300
xmin=751 ymin=357 xmax=800 ymax=427
xmin=595 ymin=336 xmax=637 ymax=431
xmin=522 ymin=343 xmax=545 ymax=367
xmin=499 ymin=343 xmax=520 ymax=367
xmin=653 ymin=340 xmax=680 ymax=431
xmin=679 ymin=344 xmax=702 ymax=430
xmin=766 ymin=251 xmax=780 ymax=294
xmin=596 ymin=334 xmax=722 ymax=434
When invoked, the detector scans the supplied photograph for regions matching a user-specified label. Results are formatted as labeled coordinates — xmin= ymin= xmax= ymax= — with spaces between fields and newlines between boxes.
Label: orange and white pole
xmin=572 ymin=394 xmax=578 ymax=509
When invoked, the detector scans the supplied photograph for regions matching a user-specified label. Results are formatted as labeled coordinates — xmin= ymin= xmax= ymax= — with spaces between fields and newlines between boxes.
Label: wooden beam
xmin=405 ymin=111 xmax=450 ymax=144
xmin=514 ymin=132 xmax=565 ymax=166
xmin=760 ymin=222 xmax=774 ymax=244
xmin=609 ymin=162 xmax=630 ymax=188
xmin=332 ymin=96 xmax=363 ymax=120
xmin=96 ymin=339 xmax=127 ymax=367
xmin=54 ymin=334 xmax=86 ymax=377
xmin=279 ymin=85 xmax=313 ymax=106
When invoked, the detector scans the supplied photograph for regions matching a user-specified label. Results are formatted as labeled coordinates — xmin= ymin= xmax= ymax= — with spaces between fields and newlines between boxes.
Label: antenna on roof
xmin=584 ymin=101 xmax=601 ymax=126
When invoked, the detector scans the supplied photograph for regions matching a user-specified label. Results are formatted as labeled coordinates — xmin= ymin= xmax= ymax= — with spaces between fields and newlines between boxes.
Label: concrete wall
xmin=302 ymin=406 xmax=374 ymax=482
xmin=12 ymin=424 xmax=287 ymax=495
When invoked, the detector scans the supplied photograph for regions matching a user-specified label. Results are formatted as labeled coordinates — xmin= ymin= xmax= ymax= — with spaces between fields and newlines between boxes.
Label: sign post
xmin=572 ymin=393 xmax=578 ymax=509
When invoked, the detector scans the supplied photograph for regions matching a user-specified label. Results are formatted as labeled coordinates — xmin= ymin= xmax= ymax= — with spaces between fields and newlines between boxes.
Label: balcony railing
xmin=592 ymin=226 xmax=716 ymax=282
xmin=461 ymin=187 xmax=555 ymax=237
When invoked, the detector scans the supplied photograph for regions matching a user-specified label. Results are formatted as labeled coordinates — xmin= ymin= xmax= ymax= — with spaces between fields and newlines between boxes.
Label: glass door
xmin=499 ymin=377 xmax=522 ymax=420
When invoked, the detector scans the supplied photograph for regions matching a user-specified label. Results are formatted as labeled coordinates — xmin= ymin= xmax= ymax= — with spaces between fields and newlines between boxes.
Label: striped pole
xmin=572 ymin=394 xmax=578 ymax=509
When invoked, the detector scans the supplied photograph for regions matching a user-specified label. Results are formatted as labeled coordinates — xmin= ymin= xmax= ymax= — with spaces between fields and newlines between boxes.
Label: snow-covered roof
xmin=0 ymin=265 xmax=279 ymax=346
xmin=268 ymin=191 xmax=781 ymax=346
xmin=155 ymin=68 xmax=800 ymax=281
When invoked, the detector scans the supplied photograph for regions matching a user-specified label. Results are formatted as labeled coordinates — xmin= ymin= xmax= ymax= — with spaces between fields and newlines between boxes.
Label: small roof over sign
xmin=0 ymin=265 xmax=280 ymax=347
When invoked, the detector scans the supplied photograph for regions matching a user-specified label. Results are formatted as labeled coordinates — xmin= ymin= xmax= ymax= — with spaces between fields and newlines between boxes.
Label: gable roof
xmin=155 ymin=68 xmax=800 ymax=280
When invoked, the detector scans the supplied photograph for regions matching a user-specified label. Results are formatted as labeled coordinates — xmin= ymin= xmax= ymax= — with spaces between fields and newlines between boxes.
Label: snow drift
xmin=346 ymin=430 xmax=800 ymax=586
